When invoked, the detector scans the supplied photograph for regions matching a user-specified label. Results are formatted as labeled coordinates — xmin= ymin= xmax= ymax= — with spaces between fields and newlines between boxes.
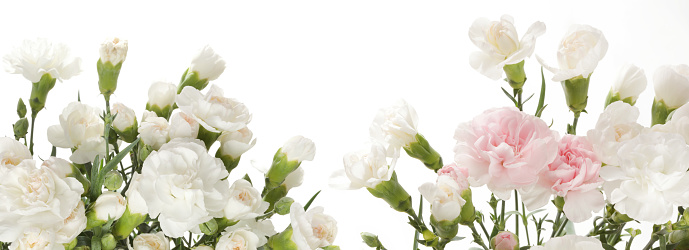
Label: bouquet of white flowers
xmin=0 ymin=38 xmax=339 ymax=250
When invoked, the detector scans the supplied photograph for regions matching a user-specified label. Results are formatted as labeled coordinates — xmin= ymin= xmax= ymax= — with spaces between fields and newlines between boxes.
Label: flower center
xmin=230 ymin=236 xmax=246 ymax=250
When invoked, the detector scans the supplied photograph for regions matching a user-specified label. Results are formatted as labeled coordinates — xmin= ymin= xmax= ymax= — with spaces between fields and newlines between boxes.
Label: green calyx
xmin=112 ymin=207 xmax=147 ymax=240
xmin=403 ymin=133 xmax=443 ymax=172
xmin=366 ymin=172 xmax=412 ymax=213
xmin=215 ymin=150 xmax=241 ymax=175
xmin=264 ymin=149 xmax=301 ymax=192
xmin=652 ymin=98 xmax=676 ymax=126
xmin=29 ymin=73 xmax=57 ymax=114
xmin=503 ymin=60 xmax=527 ymax=90
xmin=177 ymin=68 xmax=209 ymax=94
xmin=604 ymin=89 xmax=636 ymax=108
xmin=458 ymin=189 xmax=475 ymax=226
xmin=267 ymin=227 xmax=299 ymax=250
xmin=561 ymin=76 xmax=591 ymax=117
xmin=97 ymin=60 xmax=123 ymax=100
xmin=197 ymin=125 xmax=220 ymax=149
xmin=113 ymin=122 xmax=139 ymax=143
xmin=145 ymin=103 xmax=173 ymax=120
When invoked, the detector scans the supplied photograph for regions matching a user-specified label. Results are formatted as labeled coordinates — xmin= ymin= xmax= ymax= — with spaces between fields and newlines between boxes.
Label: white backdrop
xmin=1 ymin=1 xmax=688 ymax=249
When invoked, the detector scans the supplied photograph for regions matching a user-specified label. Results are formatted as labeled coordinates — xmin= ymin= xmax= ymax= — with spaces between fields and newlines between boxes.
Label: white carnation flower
xmin=281 ymin=135 xmax=315 ymax=162
xmin=147 ymin=81 xmax=177 ymax=109
xmin=290 ymin=203 xmax=337 ymax=250
xmin=468 ymin=15 xmax=545 ymax=80
xmin=587 ymin=101 xmax=645 ymax=166
xmin=418 ymin=175 xmax=468 ymax=222
xmin=530 ymin=235 xmax=603 ymax=250
xmin=0 ymin=160 xmax=83 ymax=242
xmin=611 ymin=63 xmax=647 ymax=104
xmin=217 ymin=127 xmax=256 ymax=159
xmin=111 ymin=102 xmax=137 ymax=132
xmin=653 ymin=64 xmax=689 ymax=109
xmin=9 ymin=227 xmax=60 ymax=250
xmin=223 ymin=179 xmax=269 ymax=221
xmin=215 ymin=227 xmax=259 ymax=250
xmin=136 ymin=139 xmax=230 ymax=237
xmin=3 ymin=38 xmax=81 ymax=83
xmin=0 ymin=137 xmax=31 ymax=170
xmin=99 ymin=37 xmax=128 ymax=65
xmin=369 ymin=99 xmax=419 ymax=150
xmin=47 ymin=102 xmax=108 ymax=164
xmin=190 ymin=45 xmax=226 ymax=81
xmin=138 ymin=115 xmax=170 ymax=150
xmin=538 ymin=24 xmax=608 ymax=82
xmin=176 ymin=85 xmax=251 ymax=133
xmin=132 ymin=232 xmax=169 ymax=250
xmin=599 ymin=132 xmax=689 ymax=224
xmin=331 ymin=142 xmax=398 ymax=190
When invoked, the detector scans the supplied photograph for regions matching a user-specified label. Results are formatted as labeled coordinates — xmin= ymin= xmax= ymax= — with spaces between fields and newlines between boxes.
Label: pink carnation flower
xmin=454 ymin=107 xmax=559 ymax=199
xmin=521 ymin=135 xmax=604 ymax=223
xmin=437 ymin=162 xmax=470 ymax=191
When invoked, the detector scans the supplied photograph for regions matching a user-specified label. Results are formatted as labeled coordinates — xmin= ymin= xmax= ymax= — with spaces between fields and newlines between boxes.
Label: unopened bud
xmin=17 ymin=98 xmax=27 ymax=118
xmin=104 ymin=171 xmax=123 ymax=191
xmin=13 ymin=118 xmax=29 ymax=140
xmin=100 ymin=233 xmax=117 ymax=250
xmin=274 ymin=197 xmax=294 ymax=215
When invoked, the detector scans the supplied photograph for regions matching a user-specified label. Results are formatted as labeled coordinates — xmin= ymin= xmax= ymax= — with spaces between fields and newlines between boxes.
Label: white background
xmin=1 ymin=1 xmax=689 ymax=249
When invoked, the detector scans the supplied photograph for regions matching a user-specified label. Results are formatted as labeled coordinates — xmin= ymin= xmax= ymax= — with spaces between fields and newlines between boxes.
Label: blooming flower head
xmin=418 ymin=174 xmax=468 ymax=222
xmin=99 ymin=37 xmax=128 ymax=65
xmin=168 ymin=111 xmax=200 ymax=140
xmin=47 ymin=102 xmax=108 ymax=164
xmin=3 ymin=38 xmax=82 ymax=83
xmin=332 ymin=141 xmax=398 ymax=190
xmin=454 ymin=107 xmax=559 ymax=199
xmin=290 ymin=202 xmax=337 ymax=250
xmin=370 ymin=99 xmax=419 ymax=150
xmin=136 ymin=139 xmax=230 ymax=237
xmin=530 ymin=235 xmax=603 ymax=250
xmin=599 ymin=131 xmax=689 ymax=224
xmin=653 ymin=64 xmax=689 ymax=109
xmin=132 ymin=232 xmax=169 ymax=250
xmin=468 ymin=15 xmax=545 ymax=80
xmin=147 ymin=81 xmax=177 ymax=111
xmin=176 ymin=85 xmax=252 ymax=133
xmin=223 ymin=179 xmax=269 ymax=221
xmin=218 ymin=127 xmax=256 ymax=159
xmin=587 ymin=101 xmax=644 ymax=166
xmin=0 ymin=160 xmax=83 ymax=243
xmin=0 ymin=137 xmax=31 ymax=170
xmin=138 ymin=114 xmax=170 ymax=150
xmin=521 ymin=135 xmax=604 ymax=222
xmin=538 ymin=24 xmax=608 ymax=82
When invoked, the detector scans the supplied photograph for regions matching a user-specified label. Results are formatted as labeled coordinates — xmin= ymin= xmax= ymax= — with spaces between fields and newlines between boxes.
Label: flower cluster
xmin=0 ymin=38 xmax=338 ymax=250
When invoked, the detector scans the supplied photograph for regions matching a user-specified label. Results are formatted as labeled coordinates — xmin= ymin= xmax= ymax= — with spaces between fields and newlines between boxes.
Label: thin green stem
xmin=104 ymin=98 xmax=111 ymax=162
xmin=523 ymin=203 xmax=530 ymax=246
xmin=554 ymin=218 xmax=569 ymax=237
xmin=413 ymin=195 xmax=422 ymax=250
xmin=500 ymin=200 xmax=506 ymax=231
xmin=478 ymin=218 xmax=490 ymax=240
xmin=642 ymin=234 xmax=659 ymax=250
xmin=469 ymin=224 xmax=490 ymax=250
xmin=608 ymin=223 xmax=626 ymax=246
xmin=29 ymin=112 xmax=37 ymax=155
xmin=551 ymin=211 xmax=562 ymax=238
xmin=569 ymin=114 xmax=579 ymax=135
xmin=514 ymin=190 xmax=519 ymax=237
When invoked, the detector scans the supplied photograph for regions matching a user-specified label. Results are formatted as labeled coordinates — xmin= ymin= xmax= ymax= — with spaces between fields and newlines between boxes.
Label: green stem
xmin=469 ymin=224 xmax=490 ymax=250
xmin=29 ymin=111 xmax=37 ymax=155
xmin=523 ymin=203 xmax=530 ymax=246
xmin=551 ymin=211 xmax=562 ymax=238
xmin=105 ymin=98 xmax=111 ymax=162
xmin=642 ymin=234 xmax=659 ymax=250
xmin=500 ymin=200 xmax=506 ymax=231
xmin=608 ymin=223 xmax=626 ymax=246
xmin=478 ymin=218 xmax=490 ymax=240
xmin=413 ymin=195 xmax=422 ymax=250
xmin=569 ymin=114 xmax=579 ymax=135
xmin=554 ymin=217 xmax=569 ymax=237
xmin=514 ymin=190 xmax=519 ymax=237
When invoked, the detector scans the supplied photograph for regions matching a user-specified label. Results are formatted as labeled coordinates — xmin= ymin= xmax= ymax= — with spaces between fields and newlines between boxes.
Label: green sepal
xmin=199 ymin=219 xmax=219 ymax=235
xmin=145 ymin=103 xmax=173 ymax=120
xmin=264 ymin=149 xmax=301 ymax=193
xmin=216 ymin=153 xmax=240 ymax=175
xmin=263 ymin=184 xmax=288 ymax=212
xmin=97 ymin=60 xmax=123 ymax=100
xmin=113 ymin=122 xmax=139 ymax=143
xmin=100 ymin=233 xmax=116 ymax=250
xmin=561 ymin=75 xmax=591 ymax=116
xmin=366 ymin=172 xmax=412 ymax=213
xmin=197 ymin=125 xmax=221 ymax=149
xmin=29 ymin=73 xmax=57 ymax=114
xmin=458 ymin=189 xmax=476 ymax=226
xmin=177 ymin=68 xmax=210 ymax=94
xmin=430 ymin=215 xmax=459 ymax=239
xmin=503 ymin=60 xmax=527 ymax=90
xmin=17 ymin=98 xmax=27 ymax=118
xmin=321 ymin=246 xmax=340 ymax=250
xmin=652 ymin=98 xmax=676 ymax=126
xmin=112 ymin=206 xmax=147 ymax=240
xmin=403 ymin=133 xmax=443 ymax=172
xmin=604 ymin=89 xmax=636 ymax=108
xmin=266 ymin=227 xmax=299 ymax=250
xmin=13 ymin=118 xmax=29 ymax=140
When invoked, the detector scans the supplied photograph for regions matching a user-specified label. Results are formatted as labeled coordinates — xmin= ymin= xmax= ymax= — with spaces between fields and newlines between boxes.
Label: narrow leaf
xmin=303 ymin=190 xmax=321 ymax=210
xmin=536 ymin=67 xmax=547 ymax=117
xmin=501 ymin=87 xmax=518 ymax=106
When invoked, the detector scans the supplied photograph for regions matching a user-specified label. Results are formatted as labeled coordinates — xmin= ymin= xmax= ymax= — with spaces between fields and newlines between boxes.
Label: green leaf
xmin=303 ymin=190 xmax=321 ymax=210
xmin=522 ymin=93 xmax=535 ymax=105
xmin=91 ymin=139 xmax=139 ymax=201
xmin=535 ymin=67 xmax=547 ymax=118
xmin=501 ymin=87 xmax=519 ymax=107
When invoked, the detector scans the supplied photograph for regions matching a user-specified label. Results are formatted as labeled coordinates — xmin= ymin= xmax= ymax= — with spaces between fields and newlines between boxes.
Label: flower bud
xmin=104 ymin=171 xmax=123 ymax=191
xmin=177 ymin=45 xmax=225 ymax=93
xmin=652 ymin=64 xmax=689 ymax=125
xmin=216 ymin=128 xmax=256 ymax=173
xmin=28 ymin=73 xmax=57 ymax=113
xmin=491 ymin=231 xmax=519 ymax=250
xmin=503 ymin=60 xmax=527 ymax=90
xmin=86 ymin=191 xmax=126 ymax=229
xmin=275 ymin=197 xmax=295 ymax=215
xmin=265 ymin=136 xmax=315 ymax=191
xmin=361 ymin=232 xmax=383 ymax=248
xmin=367 ymin=172 xmax=412 ymax=213
xmin=17 ymin=98 xmax=27 ymax=118
xmin=561 ymin=76 xmax=590 ymax=116
xmin=430 ymin=216 xmax=459 ymax=239
xmin=138 ymin=144 xmax=153 ymax=163
xmin=605 ymin=64 xmax=647 ymax=107
xmin=403 ymin=133 xmax=443 ymax=172
xmin=146 ymin=81 xmax=176 ymax=119
xmin=100 ymin=233 xmax=117 ymax=250
xmin=111 ymin=102 xmax=138 ymax=143
xmin=98 ymin=37 xmax=128 ymax=99
xmin=199 ymin=219 xmax=218 ymax=235
xmin=13 ymin=118 xmax=29 ymax=140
